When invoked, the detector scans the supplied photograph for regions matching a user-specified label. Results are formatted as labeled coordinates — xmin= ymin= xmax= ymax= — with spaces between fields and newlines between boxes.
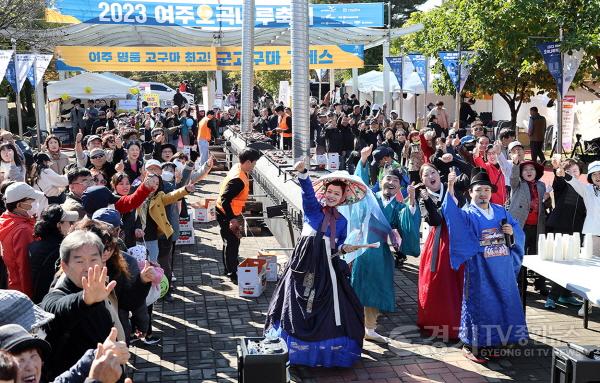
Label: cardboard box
xmin=179 ymin=215 xmax=194 ymax=231
xmin=257 ymin=251 xmax=279 ymax=282
xmin=191 ymin=199 xmax=217 ymax=223
xmin=316 ymin=154 xmax=327 ymax=169
xmin=176 ymin=214 xmax=195 ymax=245
xmin=326 ymin=153 xmax=339 ymax=170
xmin=239 ymin=277 xmax=267 ymax=298
xmin=238 ymin=258 xmax=267 ymax=297
xmin=193 ymin=205 xmax=216 ymax=223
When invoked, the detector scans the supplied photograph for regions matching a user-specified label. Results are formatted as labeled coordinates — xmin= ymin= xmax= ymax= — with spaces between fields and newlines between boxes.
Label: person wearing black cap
xmin=443 ymin=167 xmax=527 ymax=362
xmin=0 ymin=323 xmax=131 ymax=383
xmin=355 ymin=144 xmax=408 ymax=196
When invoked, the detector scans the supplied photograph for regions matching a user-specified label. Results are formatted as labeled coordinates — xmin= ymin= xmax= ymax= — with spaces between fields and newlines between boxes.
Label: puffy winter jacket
xmin=0 ymin=211 xmax=35 ymax=297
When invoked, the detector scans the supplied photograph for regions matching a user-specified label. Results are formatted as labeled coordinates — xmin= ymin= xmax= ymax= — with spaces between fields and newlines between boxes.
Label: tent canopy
xmin=346 ymin=70 xmax=426 ymax=93
xmin=47 ymin=72 xmax=139 ymax=100
xmin=8 ymin=24 xmax=423 ymax=53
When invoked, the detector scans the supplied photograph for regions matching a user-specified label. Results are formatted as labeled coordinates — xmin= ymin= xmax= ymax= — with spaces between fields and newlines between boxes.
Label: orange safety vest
xmin=279 ymin=114 xmax=292 ymax=138
xmin=198 ymin=116 xmax=211 ymax=141
xmin=216 ymin=163 xmax=250 ymax=216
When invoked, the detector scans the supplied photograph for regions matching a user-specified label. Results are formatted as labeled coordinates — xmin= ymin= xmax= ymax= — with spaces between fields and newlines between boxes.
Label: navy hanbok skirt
xmin=265 ymin=234 xmax=364 ymax=367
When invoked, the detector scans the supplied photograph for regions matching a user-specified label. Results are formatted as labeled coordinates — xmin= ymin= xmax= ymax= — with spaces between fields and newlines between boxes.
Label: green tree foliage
xmin=396 ymin=0 xmax=600 ymax=126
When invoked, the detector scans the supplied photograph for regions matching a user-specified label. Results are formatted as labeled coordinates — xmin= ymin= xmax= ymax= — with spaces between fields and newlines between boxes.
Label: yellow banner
xmin=55 ymin=45 xmax=364 ymax=71
xmin=55 ymin=46 xmax=218 ymax=71
xmin=216 ymin=45 xmax=364 ymax=70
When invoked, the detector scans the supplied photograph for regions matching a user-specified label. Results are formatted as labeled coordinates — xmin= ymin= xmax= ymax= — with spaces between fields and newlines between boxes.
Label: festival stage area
xmin=129 ymin=169 xmax=600 ymax=383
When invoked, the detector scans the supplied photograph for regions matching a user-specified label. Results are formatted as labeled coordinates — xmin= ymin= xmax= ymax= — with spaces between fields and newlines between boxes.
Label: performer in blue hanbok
xmin=265 ymin=160 xmax=377 ymax=368
xmin=442 ymin=167 xmax=528 ymax=363
xmin=350 ymin=167 xmax=421 ymax=342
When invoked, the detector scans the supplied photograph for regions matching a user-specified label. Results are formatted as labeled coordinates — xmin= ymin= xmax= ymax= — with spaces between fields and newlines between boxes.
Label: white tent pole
xmin=352 ymin=68 xmax=359 ymax=102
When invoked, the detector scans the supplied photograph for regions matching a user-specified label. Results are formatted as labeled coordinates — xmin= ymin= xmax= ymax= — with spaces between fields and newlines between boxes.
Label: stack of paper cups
xmin=566 ymin=235 xmax=579 ymax=260
xmin=538 ymin=234 xmax=547 ymax=260
xmin=553 ymin=234 xmax=563 ymax=261
xmin=581 ymin=234 xmax=594 ymax=259
xmin=571 ymin=233 xmax=581 ymax=260
xmin=562 ymin=234 xmax=571 ymax=260
xmin=546 ymin=233 xmax=555 ymax=261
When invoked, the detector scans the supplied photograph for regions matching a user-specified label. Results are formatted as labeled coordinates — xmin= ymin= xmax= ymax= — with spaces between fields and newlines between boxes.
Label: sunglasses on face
xmin=474 ymin=127 xmax=483 ymax=131
xmin=91 ymin=154 xmax=105 ymax=160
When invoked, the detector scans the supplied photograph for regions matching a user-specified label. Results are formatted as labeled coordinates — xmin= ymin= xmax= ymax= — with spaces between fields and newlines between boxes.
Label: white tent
xmin=100 ymin=72 xmax=139 ymax=87
xmin=348 ymin=70 xmax=402 ymax=93
xmin=47 ymin=72 xmax=138 ymax=100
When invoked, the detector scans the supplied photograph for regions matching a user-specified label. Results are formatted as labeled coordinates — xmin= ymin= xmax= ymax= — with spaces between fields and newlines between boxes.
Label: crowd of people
xmin=1 ymin=87 xmax=600 ymax=381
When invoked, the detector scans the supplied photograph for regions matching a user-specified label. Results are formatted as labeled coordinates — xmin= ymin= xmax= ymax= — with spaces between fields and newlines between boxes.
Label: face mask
xmin=162 ymin=171 xmax=174 ymax=182
xmin=26 ymin=201 xmax=39 ymax=217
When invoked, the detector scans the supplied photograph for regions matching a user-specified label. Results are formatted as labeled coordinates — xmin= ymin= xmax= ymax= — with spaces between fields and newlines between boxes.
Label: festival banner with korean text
xmin=46 ymin=0 xmax=384 ymax=28
xmin=5 ymin=54 xmax=36 ymax=93
xmin=385 ymin=57 xmax=403 ymax=89
xmin=537 ymin=42 xmax=584 ymax=96
xmin=55 ymin=45 xmax=364 ymax=71
xmin=537 ymin=42 xmax=563 ymax=95
xmin=0 ymin=51 xmax=13 ymax=87
xmin=212 ymin=45 xmax=364 ymax=71
xmin=55 ymin=46 xmax=218 ymax=71
xmin=562 ymin=95 xmax=576 ymax=151
xmin=26 ymin=54 xmax=54 ymax=89
xmin=438 ymin=51 xmax=474 ymax=92
xmin=407 ymin=54 xmax=427 ymax=88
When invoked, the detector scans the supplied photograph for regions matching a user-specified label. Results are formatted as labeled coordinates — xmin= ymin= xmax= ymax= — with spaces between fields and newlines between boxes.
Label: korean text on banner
xmin=142 ymin=93 xmax=160 ymax=108
xmin=55 ymin=46 xmax=218 ymax=72
xmin=217 ymin=45 xmax=364 ymax=70
xmin=46 ymin=1 xmax=384 ymax=28
xmin=438 ymin=51 xmax=474 ymax=93
xmin=561 ymin=95 xmax=576 ymax=151
xmin=407 ymin=54 xmax=427 ymax=88
xmin=5 ymin=54 xmax=36 ymax=93
xmin=0 ymin=51 xmax=13 ymax=86
xmin=537 ymin=42 xmax=563 ymax=95
xmin=385 ymin=57 xmax=403 ymax=89
xmin=55 ymin=45 xmax=364 ymax=72
xmin=27 ymin=54 xmax=54 ymax=89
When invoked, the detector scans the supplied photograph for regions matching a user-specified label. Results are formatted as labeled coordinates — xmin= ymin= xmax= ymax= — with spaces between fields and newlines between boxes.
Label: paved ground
xmin=129 ymin=168 xmax=600 ymax=383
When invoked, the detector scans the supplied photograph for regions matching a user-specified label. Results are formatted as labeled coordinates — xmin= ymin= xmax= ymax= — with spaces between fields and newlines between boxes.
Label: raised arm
xmin=295 ymin=160 xmax=322 ymax=216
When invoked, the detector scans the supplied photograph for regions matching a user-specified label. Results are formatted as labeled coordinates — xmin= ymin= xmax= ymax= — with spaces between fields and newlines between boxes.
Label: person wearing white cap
xmin=0 ymin=182 xmax=44 ymax=298
xmin=137 ymin=158 xmax=202 ymax=263
xmin=556 ymin=160 xmax=600 ymax=252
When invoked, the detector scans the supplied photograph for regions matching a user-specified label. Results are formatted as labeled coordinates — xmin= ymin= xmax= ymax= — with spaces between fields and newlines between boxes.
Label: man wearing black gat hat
xmin=441 ymin=167 xmax=527 ymax=362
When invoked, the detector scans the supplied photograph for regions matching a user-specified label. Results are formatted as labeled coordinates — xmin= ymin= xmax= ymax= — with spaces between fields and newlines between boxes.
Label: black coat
xmin=41 ymin=261 xmax=149 ymax=379
xmin=28 ymin=237 xmax=62 ymax=304
xmin=546 ymin=174 xmax=586 ymax=234
xmin=41 ymin=276 xmax=117 ymax=379
xmin=123 ymin=158 xmax=144 ymax=183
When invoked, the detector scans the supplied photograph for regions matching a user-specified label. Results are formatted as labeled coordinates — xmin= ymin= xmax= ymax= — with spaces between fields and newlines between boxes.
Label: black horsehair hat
xmin=469 ymin=167 xmax=497 ymax=192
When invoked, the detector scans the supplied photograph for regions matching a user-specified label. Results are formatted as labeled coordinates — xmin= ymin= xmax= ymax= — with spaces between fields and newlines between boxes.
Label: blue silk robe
xmin=442 ymin=195 xmax=529 ymax=347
